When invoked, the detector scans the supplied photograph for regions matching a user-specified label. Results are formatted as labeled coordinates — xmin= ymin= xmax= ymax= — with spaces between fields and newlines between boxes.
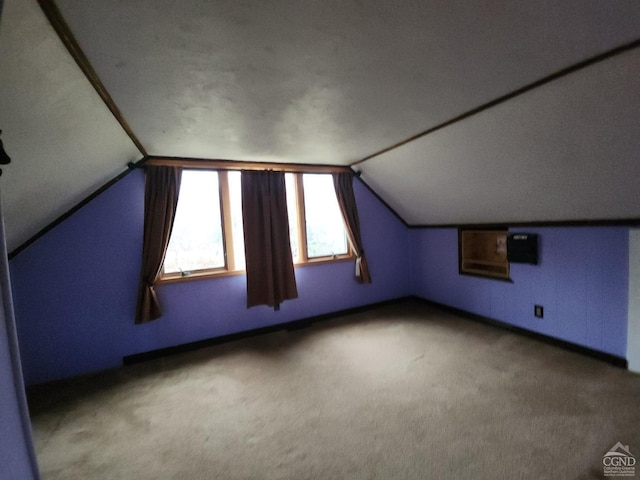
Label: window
xmin=301 ymin=174 xmax=348 ymax=258
xmin=163 ymin=171 xmax=225 ymax=275
xmin=160 ymin=170 xmax=352 ymax=281
xmin=285 ymin=173 xmax=349 ymax=263
xmin=458 ymin=229 xmax=510 ymax=280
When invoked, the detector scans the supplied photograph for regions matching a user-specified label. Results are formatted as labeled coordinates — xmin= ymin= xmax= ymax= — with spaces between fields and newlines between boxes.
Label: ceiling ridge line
xmin=350 ymin=36 xmax=640 ymax=168
xmin=37 ymin=0 xmax=148 ymax=157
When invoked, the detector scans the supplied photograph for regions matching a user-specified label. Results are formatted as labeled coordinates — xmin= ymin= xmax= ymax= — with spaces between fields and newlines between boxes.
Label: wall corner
xmin=627 ymin=229 xmax=640 ymax=373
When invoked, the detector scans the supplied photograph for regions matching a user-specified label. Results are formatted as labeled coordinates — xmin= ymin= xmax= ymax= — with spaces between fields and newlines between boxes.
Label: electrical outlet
xmin=534 ymin=305 xmax=544 ymax=318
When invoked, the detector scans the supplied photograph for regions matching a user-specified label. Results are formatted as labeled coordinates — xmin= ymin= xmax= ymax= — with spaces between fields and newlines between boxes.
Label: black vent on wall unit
xmin=507 ymin=233 xmax=538 ymax=265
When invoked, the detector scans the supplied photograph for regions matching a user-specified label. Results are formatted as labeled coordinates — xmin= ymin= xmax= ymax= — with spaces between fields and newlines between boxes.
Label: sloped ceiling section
xmin=55 ymin=0 xmax=640 ymax=166
xmin=0 ymin=0 xmax=141 ymax=252
xmin=1 ymin=1 xmax=640 ymax=255
xmin=360 ymin=48 xmax=640 ymax=224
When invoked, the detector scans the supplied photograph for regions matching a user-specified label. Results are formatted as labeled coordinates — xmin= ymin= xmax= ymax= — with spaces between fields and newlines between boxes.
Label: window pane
xmin=228 ymin=171 xmax=246 ymax=270
xmin=285 ymin=173 xmax=300 ymax=262
xmin=164 ymin=171 xmax=225 ymax=274
xmin=303 ymin=174 xmax=348 ymax=258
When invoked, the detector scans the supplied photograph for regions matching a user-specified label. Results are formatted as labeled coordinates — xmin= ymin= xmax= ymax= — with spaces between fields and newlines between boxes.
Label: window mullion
xmin=219 ymin=170 xmax=236 ymax=272
xmin=295 ymin=173 xmax=308 ymax=263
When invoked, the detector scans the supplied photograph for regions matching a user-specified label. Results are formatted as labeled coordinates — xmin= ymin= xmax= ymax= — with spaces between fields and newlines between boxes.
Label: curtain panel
xmin=332 ymin=171 xmax=372 ymax=284
xmin=241 ymin=170 xmax=298 ymax=309
xmin=135 ymin=166 xmax=182 ymax=323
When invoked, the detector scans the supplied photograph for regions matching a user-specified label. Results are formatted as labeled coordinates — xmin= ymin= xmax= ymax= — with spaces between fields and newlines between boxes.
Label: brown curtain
xmin=135 ymin=166 xmax=182 ymax=323
xmin=333 ymin=171 xmax=372 ymax=284
xmin=241 ymin=170 xmax=298 ymax=309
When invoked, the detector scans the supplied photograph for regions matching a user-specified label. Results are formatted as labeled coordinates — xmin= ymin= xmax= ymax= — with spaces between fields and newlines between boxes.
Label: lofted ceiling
xmin=1 ymin=0 xmax=639 ymax=253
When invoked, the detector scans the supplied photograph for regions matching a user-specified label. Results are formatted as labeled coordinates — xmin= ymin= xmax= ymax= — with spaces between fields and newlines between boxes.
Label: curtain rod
xmin=144 ymin=156 xmax=352 ymax=174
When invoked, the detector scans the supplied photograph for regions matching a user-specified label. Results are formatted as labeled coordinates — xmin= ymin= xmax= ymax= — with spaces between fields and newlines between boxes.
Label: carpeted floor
xmin=28 ymin=300 xmax=640 ymax=479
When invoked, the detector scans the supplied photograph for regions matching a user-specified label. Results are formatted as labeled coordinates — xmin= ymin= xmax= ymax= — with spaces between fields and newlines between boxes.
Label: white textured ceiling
xmin=0 ymin=0 xmax=141 ymax=252
xmin=1 ymin=0 xmax=640 ymax=253
xmin=361 ymin=48 xmax=640 ymax=224
xmin=55 ymin=0 xmax=640 ymax=164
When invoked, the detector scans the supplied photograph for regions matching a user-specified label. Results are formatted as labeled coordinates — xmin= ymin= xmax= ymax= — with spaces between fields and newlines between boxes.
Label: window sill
xmin=157 ymin=254 xmax=355 ymax=284
xmin=157 ymin=268 xmax=244 ymax=284
xmin=295 ymin=254 xmax=354 ymax=268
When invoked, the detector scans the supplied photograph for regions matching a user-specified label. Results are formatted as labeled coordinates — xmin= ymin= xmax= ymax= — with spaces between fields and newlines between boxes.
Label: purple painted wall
xmin=410 ymin=227 xmax=629 ymax=357
xmin=0 ymin=312 xmax=36 ymax=477
xmin=1 ymin=210 xmax=40 ymax=478
xmin=10 ymin=170 xmax=411 ymax=385
xmin=0 ymin=310 xmax=36 ymax=477
xmin=8 ymin=167 xmax=632 ymax=385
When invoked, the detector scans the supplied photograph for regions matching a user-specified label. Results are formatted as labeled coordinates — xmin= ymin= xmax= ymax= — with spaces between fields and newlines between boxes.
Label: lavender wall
xmin=10 ymin=170 xmax=411 ymax=385
xmin=0 ymin=199 xmax=40 ymax=479
xmin=410 ymin=227 xmax=629 ymax=357
xmin=0 ymin=307 xmax=37 ymax=478
xmin=8 ymin=167 xmax=632 ymax=385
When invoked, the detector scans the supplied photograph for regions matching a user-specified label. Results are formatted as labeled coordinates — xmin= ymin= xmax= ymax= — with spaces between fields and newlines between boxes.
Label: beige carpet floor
xmin=28 ymin=300 xmax=640 ymax=479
